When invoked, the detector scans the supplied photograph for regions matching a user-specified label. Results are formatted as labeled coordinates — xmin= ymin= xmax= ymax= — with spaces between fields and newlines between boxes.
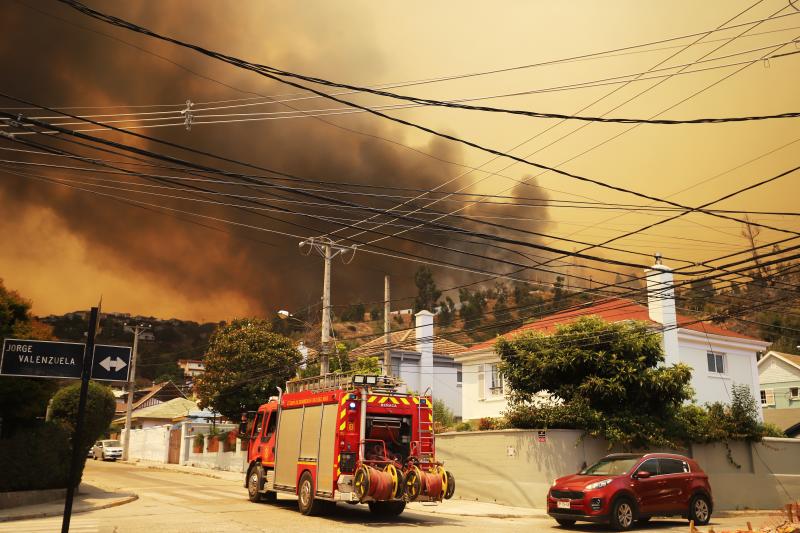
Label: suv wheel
xmin=610 ymin=497 xmax=636 ymax=531
xmin=688 ymin=494 xmax=711 ymax=525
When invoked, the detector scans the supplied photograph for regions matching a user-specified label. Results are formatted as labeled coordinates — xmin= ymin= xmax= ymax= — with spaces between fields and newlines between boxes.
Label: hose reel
xmin=354 ymin=464 xmax=402 ymax=502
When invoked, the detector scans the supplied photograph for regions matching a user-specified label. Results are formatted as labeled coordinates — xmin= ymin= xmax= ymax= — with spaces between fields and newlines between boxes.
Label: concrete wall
xmin=128 ymin=424 xmax=170 ymax=463
xmin=436 ymin=429 xmax=800 ymax=511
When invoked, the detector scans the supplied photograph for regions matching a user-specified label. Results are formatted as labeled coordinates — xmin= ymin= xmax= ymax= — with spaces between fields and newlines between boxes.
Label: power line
xmin=52 ymin=0 xmax=800 ymax=126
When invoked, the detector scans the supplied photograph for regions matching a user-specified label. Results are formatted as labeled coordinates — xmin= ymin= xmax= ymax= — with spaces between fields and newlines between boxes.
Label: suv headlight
xmin=585 ymin=479 xmax=612 ymax=490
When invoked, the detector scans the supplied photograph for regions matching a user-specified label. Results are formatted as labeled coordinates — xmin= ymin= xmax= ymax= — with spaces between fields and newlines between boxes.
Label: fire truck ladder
xmin=417 ymin=388 xmax=435 ymax=457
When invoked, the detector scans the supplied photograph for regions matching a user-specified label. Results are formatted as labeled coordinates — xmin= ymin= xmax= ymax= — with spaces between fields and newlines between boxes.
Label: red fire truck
xmin=241 ymin=373 xmax=455 ymax=516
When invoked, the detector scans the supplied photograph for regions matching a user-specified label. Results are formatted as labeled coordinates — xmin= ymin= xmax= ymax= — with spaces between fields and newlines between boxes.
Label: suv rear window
xmin=659 ymin=458 xmax=689 ymax=474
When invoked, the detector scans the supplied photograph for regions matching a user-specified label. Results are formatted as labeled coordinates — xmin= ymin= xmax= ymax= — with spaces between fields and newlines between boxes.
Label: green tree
xmin=493 ymin=287 xmax=511 ymax=324
xmin=195 ymin=318 xmax=301 ymax=420
xmin=50 ymin=381 xmax=117 ymax=453
xmin=0 ymin=279 xmax=58 ymax=438
xmin=552 ymin=275 xmax=566 ymax=308
xmin=499 ymin=316 xmax=693 ymax=449
xmin=437 ymin=296 xmax=456 ymax=328
xmin=340 ymin=303 xmax=366 ymax=322
xmin=414 ymin=266 xmax=441 ymax=313
xmin=459 ymin=288 xmax=487 ymax=331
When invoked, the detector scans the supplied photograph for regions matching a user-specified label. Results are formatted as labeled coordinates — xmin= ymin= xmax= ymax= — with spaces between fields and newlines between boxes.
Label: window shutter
xmin=477 ymin=364 xmax=485 ymax=400
xmin=766 ymin=389 xmax=775 ymax=406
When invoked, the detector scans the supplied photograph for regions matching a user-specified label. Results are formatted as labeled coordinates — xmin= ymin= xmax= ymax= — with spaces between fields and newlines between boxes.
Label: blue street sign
xmin=1 ymin=339 xmax=132 ymax=381
xmin=0 ymin=338 xmax=85 ymax=379
xmin=91 ymin=344 xmax=132 ymax=382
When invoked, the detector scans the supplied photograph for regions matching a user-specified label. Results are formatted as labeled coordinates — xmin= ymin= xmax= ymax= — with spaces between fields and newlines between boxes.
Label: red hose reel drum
xmin=354 ymin=465 xmax=403 ymax=502
xmin=404 ymin=465 xmax=452 ymax=501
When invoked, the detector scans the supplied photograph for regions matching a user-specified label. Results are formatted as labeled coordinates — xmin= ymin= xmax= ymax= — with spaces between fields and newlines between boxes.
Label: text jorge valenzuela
xmin=6 ymin=343 xmax=77 ymax=366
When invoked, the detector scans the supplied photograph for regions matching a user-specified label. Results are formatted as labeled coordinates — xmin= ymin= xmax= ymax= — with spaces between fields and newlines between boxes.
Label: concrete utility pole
xmin=384 ymin=275 xmax=391 ymax=376
xmin=299 ymin=236 xmax=356 ymax=375
xmin=122 ymin=323 xmax=149 ymax=461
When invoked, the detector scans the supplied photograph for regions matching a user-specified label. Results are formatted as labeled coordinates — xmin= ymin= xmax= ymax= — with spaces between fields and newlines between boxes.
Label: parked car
xmin=91 ymin=439 xmax=123 ymax=461
xmin=547 ymin=453 xmax=712 ymax=531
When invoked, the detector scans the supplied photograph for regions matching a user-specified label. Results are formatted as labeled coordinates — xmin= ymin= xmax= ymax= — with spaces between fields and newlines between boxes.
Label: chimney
xmin=415 ymin=310 xmax=434 ymax=394
xmin=645 ymin=259 xmax=680 ymax=365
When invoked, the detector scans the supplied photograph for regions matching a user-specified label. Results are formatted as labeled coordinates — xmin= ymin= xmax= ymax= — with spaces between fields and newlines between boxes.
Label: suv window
xmin=659 ymin=458 xmax=689 ymax=475
xmin=635 ymin=458 xmax=660 ymax=477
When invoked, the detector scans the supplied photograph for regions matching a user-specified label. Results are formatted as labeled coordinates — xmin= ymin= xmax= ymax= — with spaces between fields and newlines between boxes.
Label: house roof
xmin=759 ymin=351 xmax=800 ymax=372
xmin=114 ymin=381 xmax=187 ymax=415
xmin=113 ymin=397 xmax=197 ymax=424
xmin=466 ymin=298 xmax=762 ymax=352
xmin=350 ymin=329 xmax=466 ymax=359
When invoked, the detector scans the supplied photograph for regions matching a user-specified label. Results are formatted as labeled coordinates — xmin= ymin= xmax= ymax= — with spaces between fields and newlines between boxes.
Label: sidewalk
xmin=119 ymin=459 xmax=244 ymax=483
xmin=0 ymin=483 xmax=137 ymax=523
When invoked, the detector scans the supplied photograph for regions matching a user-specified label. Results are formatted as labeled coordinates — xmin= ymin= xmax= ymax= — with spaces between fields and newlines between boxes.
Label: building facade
xmin=454 ymin=262 xmax=770 ymax=421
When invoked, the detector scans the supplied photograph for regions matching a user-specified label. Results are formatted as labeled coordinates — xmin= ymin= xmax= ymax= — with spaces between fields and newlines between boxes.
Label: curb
xmin=119 ymin=460 xmax=241 ymax=481
xmin=0 ymin=494 xmax=138 ymax=523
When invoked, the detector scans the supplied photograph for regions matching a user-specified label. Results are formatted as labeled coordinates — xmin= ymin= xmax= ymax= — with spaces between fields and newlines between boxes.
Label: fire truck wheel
xmin=298 ymin=472 xmax=324 ymax=516
xmin=247 ymin=465 xmax=265 ymax=503
xmin=368 ymin=501 xmax=406 ymax=517
xmin=444 ymin=471 xmax=455 ymax=500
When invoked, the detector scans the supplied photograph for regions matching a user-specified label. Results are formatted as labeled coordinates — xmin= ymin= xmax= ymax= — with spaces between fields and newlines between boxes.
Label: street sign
xmin=91 ymin=344 xmax=132 ymax=382
xmin=0 ymin=338 xmax=85 ymax=379
xmin=1 ymin=339 xmax=132 ymax=381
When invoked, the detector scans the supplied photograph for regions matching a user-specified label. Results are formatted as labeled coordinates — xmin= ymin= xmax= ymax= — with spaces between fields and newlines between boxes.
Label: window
xmin=761 ymin=389 xmax=775 ymax=406
xmin=635 ymin=458 xmax=660 ymax=477
xmin=790 ymin=387 xmax=799 ymax=400
xmin=489 ymin=364 xmax=503 ymax=396
xmin=707 ymin=351 xmax=726 ymax=374
xmin=263 ymin=412 xmax=277 ymax=442
xmin=659 ymin=458 xmax=689 ymax=475
xmin=456 ymin=370 xmax=463 ymax=386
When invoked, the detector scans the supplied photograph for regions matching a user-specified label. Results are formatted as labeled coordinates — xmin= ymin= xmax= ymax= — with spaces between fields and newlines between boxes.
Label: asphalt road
xmin=0 ymin=461 xmax=777 ymax=533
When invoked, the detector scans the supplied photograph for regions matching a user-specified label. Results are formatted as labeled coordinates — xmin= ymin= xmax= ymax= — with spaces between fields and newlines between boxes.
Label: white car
xmin=92 ymin=439 xmax=123 ymax=461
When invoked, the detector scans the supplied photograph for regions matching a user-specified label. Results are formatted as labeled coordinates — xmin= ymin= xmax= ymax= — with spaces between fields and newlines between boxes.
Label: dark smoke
xmin=0 ymin=1 xmax=552 ymax=321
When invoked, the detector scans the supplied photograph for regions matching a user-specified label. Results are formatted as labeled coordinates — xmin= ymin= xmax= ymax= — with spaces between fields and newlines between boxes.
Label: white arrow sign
xmin=98 ymin=356 xmax=127 ymax=373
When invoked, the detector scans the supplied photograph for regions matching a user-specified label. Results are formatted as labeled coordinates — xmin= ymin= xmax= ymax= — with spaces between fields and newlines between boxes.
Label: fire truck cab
xmin=241 ymin=373 xmax=455 ymax=517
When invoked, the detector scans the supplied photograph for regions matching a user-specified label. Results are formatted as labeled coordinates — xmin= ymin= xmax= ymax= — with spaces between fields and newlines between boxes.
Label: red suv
xmin=547 ymin=453 xmax=712 ymax=530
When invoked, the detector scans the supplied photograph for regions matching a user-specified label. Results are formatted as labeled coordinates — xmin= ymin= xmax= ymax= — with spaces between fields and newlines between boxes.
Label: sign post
xmin=61 ymin=306 xmax=98 ymax=533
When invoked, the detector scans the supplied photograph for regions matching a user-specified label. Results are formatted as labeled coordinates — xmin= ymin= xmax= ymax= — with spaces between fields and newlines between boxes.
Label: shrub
xmin=432 ymin=398 xmax=454 ymax=430
xmin=0 ymin=422 xmax=73 ymax=491
xmin=455 ymin=422 xmax=472 ymax=432
xmin=477 ymin=417 xmax=496 ymax=431
xmin=50 ymin=381 xmax=116 ymax=454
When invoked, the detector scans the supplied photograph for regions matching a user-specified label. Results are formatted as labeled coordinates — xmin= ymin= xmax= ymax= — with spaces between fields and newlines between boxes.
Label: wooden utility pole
xmin=384 ymin=275 xmax=391 ymax=376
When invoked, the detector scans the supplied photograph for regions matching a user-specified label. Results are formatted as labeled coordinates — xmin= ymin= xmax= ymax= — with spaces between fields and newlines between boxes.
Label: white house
xmin=454 ymin=262 xmax=770 ymax=421
xmin=350 ymin=310 xmax=466 ymax=418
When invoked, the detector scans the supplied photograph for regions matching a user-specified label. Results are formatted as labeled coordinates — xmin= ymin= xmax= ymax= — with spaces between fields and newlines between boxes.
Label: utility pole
xmin=384 ymin=275 xmax=391 ymax=376
xmin=321 ymin=243 xmax=332 ymax=375
xmin=122 ymin=323 xmax=149 ymax=461
xmin=299 ymin=237 xmax=356 ymax=375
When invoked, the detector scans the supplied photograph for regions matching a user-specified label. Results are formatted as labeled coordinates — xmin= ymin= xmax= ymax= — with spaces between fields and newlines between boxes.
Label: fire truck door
xmin=248 ymin=411 xmax=266 ymax=460
xmin=261 ymin=411 xmax=278 ymax=465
